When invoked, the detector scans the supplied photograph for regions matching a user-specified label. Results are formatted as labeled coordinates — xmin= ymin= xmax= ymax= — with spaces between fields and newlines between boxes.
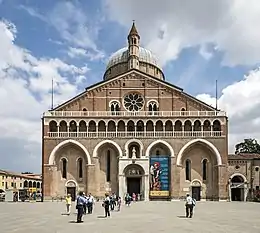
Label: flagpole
xmin=51 ymin=78 xmax=54 ymax=110
xmin=215 ymin=79 xmax=218 ymax=111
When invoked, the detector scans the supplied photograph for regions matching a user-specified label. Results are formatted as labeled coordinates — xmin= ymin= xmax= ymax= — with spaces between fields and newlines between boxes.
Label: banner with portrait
xmin=149 ymin=156 xmax=170 ymax=197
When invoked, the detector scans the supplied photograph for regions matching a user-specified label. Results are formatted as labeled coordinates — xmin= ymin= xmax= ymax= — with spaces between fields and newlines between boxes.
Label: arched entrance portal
xmin=66 ymin=180 xmax=77 ymax=201
xmin=191 ymin=180 xmax=202 ymax=201
xmin=230 ymin=175 xmax=245 ymax=201
xmin=124 ymin=164 xmax=145 ymax=198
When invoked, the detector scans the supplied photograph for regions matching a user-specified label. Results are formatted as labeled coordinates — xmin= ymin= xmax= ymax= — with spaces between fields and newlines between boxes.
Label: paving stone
xmin=0 ymin=201 xmax=259 ymax=233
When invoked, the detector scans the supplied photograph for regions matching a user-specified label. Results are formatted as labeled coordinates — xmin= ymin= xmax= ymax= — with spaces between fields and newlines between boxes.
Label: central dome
xmin=106 ymin=47 xmax=161 ymax=70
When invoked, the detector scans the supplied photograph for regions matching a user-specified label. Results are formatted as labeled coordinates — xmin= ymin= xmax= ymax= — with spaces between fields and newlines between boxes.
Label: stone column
xmin=218 ymin=165 xmax=228 ymax=201
xmin=144 ymin=174 xmax=149 ymax=201
xmin=119 ymin=174 xmax=126 ymax=199
xmin=86 ymin=164 xmax=96 ymax=195
xmin=171 ymin=164 xmax=181 ymax=199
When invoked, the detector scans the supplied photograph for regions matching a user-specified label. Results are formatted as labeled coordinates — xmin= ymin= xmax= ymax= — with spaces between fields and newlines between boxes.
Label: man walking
xmin=76 ymin=191 xmax=88 ymax=223
xmin=103 ymin=193 xmax=111 ymax=217
xmin=87 ymin=193 xmax=94 ymax=214
xmin=185 ymin=193 xmax=195 ymax=218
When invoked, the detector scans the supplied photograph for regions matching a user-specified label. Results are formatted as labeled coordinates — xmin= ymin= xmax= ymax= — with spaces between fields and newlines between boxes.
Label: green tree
xmin=235 ymin=138 xmax=260 ymax=154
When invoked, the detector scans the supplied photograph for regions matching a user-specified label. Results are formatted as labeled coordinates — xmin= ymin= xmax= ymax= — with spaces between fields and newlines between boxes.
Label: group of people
xmin=65 ymin=191 xmax=197 ymax=223
xmin=73 ymin=192 xmax=123 ymax=223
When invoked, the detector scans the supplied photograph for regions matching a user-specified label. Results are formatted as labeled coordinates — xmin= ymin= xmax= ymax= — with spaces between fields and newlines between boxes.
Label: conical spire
xmin=128 ymin=21 xmax=140 ymax=39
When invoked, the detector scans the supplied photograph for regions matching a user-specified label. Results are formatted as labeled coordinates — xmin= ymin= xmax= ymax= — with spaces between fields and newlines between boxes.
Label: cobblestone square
xmin=0 ymin=201 xmax=259 ymax=233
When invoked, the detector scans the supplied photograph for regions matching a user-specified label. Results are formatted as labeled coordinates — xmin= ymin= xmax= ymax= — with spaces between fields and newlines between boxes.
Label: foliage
xmin=235 ymin=138 xmax=260 ymax=154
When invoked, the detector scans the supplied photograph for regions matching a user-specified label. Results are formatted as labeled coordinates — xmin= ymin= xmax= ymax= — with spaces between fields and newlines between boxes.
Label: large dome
xmin=106 ymin=47 xmax=161 ymax=70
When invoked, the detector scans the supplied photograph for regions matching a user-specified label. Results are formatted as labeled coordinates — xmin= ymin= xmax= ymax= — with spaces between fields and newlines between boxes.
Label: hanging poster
xmin=149 ymin=156 xmax=170 ymax=197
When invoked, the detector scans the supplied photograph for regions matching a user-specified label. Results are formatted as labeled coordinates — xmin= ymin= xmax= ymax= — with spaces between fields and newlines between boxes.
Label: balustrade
xmin=47 ymin=131 xmax=223 ymax=138
xmin=44 ymin=110 xmax=226 ymax=117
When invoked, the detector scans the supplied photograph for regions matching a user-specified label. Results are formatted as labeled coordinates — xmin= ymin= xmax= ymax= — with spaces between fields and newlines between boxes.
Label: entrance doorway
xmin=230 ymin=175 xmax=245 ymax=201
xmin=127 ymin=177 xmax=141 ymax=196
xmin=231 ymin=188 xmax=244 ymax=201
xmin=192 ymin=186 xmax=201 ymax=201
xmin=67 ymin=187 xmax=76 ymax=201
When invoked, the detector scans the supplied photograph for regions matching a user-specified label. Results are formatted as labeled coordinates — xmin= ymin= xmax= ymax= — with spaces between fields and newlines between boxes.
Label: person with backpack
xmin=185 ymin=193 xmax=195 ymax=218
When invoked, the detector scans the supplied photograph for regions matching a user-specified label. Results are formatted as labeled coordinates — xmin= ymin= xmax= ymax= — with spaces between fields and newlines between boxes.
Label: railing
xmin=46 ymin=131 xmax=223 ymax=138
xmin=44 ymin=110 xmax=226 ymax=118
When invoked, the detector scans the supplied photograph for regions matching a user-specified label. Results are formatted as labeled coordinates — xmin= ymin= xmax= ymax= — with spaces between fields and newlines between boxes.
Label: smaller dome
xmin=106 ymin=47 xmax=161 ymax=70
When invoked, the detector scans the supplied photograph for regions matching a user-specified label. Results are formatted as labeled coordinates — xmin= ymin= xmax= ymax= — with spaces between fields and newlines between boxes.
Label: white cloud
xmin=104 ymin=0 xmax=260 ymax=67
xmin=196 ymin=68 xmax=260 ymax=152
xmin=20 ymin=2 xmax=105 ymax=61
xmin=0 ymin=19 xmax=89 ymax=172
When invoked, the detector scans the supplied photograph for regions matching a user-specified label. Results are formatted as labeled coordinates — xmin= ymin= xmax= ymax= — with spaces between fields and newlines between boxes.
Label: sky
xmin=1 ymin=0 xmax=260 ymax=173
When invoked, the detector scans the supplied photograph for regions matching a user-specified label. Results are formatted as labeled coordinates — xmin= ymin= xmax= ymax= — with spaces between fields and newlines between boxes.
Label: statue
xmin=132 ymin=147 xmax=136 ymax=159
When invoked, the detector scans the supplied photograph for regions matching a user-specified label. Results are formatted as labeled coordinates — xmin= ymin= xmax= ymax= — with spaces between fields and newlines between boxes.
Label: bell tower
xmin=127 ymin=21 xmax=140 ymax=70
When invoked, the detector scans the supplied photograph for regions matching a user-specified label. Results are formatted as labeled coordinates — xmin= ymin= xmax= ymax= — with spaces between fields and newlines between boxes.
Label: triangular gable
xmin=52 ymin=69 xmax=216 ymax=111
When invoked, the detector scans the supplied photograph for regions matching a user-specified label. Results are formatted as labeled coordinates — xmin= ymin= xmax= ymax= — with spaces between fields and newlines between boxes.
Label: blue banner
xmin=149 ymin=156 xmax=170 ymax=197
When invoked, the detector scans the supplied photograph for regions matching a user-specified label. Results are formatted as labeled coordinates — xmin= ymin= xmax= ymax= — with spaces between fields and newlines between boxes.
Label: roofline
xmin=51 ymin=69 xmax=218 ymax=112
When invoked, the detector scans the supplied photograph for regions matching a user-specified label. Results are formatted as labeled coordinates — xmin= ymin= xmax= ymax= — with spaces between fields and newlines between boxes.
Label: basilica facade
xmin=42 ymin=23 xmax=229 ymax=201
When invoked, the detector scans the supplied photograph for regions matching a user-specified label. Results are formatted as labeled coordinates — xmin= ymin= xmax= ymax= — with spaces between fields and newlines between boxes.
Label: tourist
xmin=103 ymin=193 xmax=111 ymax=217
xmin=132 ymin=193 xmax=136 ymax=202
xmin=83 ymin=192 xmax=87 ymax=215
xmin=76 ymin=191 xmax=87 ymax=223
xmin=125 ymin=193 xmax=131 ymax=206
xmin=185 ymin=193 xmax=195 ymax=218
xmin=65 ymin=194 xmax=72 ymax=215
xmin=117 ymin=196 xmax=122 ymax=211
xmin=87 ymin=193 xmax=94 ymax=214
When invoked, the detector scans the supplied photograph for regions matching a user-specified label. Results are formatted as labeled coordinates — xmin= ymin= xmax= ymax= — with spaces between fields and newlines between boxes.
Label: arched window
xmin=106 ymin=150 xmax=111 ymax=182
xmin=24 ymin=180 xmax=28 ymax=188
xmin=202 ymin=159 xmax=207 ymax=181
xmin=29 ymin=181 xmax=32 ymax=188
xmin=62 ymin=158 xmax=67 ymax=179
xmin=185 ymin=159 xmax=191 ymax=181
xmin=110 ymin=101 xmax=120 ymax=115
xmin=148 ymin=101 xmax=158 ymax=115
xmin=36 ymin=182 xmax=40 ymax=188
xmin=78 ymin=158 xmax=83 ymax=179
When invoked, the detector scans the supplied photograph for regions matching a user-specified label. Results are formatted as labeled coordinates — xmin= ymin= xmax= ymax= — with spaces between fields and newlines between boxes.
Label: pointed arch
xmin=48 ymin=139 xmax=91 ymax=165
xmin=145 ymin=140 xmax=174 ymax=157
xmin=176 ymin=139 xmax=222 ymax=166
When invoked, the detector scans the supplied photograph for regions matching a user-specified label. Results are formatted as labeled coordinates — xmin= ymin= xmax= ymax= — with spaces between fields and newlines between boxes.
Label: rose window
xmin=124 ymin=93 xmax=144 ymax=112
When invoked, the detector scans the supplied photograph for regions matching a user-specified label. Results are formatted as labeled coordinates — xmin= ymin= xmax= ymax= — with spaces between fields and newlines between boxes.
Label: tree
xmin=235 ymin=138 xmax=260 ymax=154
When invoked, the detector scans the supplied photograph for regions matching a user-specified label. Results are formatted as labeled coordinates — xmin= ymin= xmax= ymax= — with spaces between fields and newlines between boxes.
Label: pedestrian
xmin=117 ymin=196 xmax=122 ymax=211
xmin=103 ymin=193 xmax=110 ymax=217
xmin=76 ymin=191 xmax=87 ymax=223
xmin=65 ymin=194 xmax=72 ymax=215
xmin=83 ymin=192 xmax=87 ymax=215
xmin=87 ymin=193 xmax=94 ymax=214
xmin=185 ymin=193 xmax=195 ymax=218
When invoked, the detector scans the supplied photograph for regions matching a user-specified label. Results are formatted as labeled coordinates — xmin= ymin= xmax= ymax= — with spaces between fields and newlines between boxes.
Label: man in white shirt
xmin=185 ymin=193 xmax=195 ymax=218
xmin=87 ymin=193 xmax=94 ymax=214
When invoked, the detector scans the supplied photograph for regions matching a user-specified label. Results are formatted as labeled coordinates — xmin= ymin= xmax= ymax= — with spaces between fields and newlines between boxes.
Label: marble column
xmin=144 ymin=174 xmax=149 ymax=201
xmin=119 ymin=174 xmax=126 ymax=198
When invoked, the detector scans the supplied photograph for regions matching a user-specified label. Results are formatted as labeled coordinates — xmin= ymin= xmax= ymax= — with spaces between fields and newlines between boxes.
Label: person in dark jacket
xmin=76 ymin=191 xmax=87 ymax=223
xmin=103 ymin=193 xmax=111 ymax=217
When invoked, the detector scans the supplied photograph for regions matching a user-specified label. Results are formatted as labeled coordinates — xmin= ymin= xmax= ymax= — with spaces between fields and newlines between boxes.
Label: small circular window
xmin=235 ymin=165 xmax=240 ymax=170
xmin=255 ymin=167 xmax=259 ymax=172
xmin=123 ymin=93 xmax=144 ymax=112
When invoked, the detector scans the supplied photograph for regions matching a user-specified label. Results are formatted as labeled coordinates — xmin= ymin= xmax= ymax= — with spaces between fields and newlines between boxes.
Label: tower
xmin=127 ymin=21 xmax=140 ymax=70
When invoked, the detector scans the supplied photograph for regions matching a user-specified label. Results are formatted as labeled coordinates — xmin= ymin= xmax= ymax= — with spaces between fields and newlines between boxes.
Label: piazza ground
xmin=0 ymin=201 xmax=259 ymax=233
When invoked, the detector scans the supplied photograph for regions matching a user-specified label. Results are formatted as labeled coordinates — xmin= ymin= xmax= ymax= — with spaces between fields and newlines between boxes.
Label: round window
xmin=123 ymin=93 xmax=144 ymax=112
xmin=235 ymin=165 xmax=240 ymax=170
